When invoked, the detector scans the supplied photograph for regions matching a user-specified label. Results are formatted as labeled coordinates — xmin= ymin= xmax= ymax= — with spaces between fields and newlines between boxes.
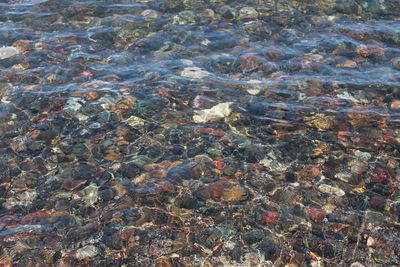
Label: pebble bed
xmin=0 ymin=0 xmax=399 ymax=266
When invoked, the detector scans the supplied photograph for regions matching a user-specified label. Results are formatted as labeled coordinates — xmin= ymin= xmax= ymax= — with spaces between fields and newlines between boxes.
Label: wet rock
xmin=174 ymin=195 xmax=198 ymax=209
xmin=99 ymin=187 xmax=116 ymax=201
xmin=0 ymin=46 xmax=19 ymax=59
xmin=239 ymin=7 xmax=258 ymax=20
xmin=221 ymin=185 xmax=247 ymax=202
xmin=92 ymin=111 xmax=118 ymax=123
xmin=173 ymin=10 xmax=197 ymax=25
xmin=244 ymin=230 xmax=264 ymax=245
xmin=167 ymin=162 xmax=200 ymax=183
xmin=315 ymin=242 xmax=336 ymax=258
xmin=295 ymin=165 xmax=320 ymax=180
xmin=193 ymin=102 xmax=233 ymax=123
xmin=258 ymin=241 xmax=280 ymax=261
xmin=391 ymin=57 xmax=400 ymax=70
xmin=143 ymin=163 xmax=168 ymax=179
xmin=238 ymin=54 xmax=267 ymax=73
xmin=134 ymin=97 xmax=168 ymax=118
xmin=82 ymin=183 xmax=99 ymax=206
xmin=203 ymin=32 xmax=238 ymax=50
xmin=76 ymin=245 xmax=99 ymax=260
xmin=107 ymin=52 xmax=135 ymax=65
xmin=305 ymin=114 xmax=335 ymax=130
xmin=191 ymin=95 xmax=218 ymax=109
xmin=370 ymin=167 xmax=395 ymax=183
xmin=305 ymin=206 xmax=326 ymax=223
xmin=369 ymin=195 xmax=386 ymax=211
xmin=264 ymin=46 xmax=285 ymax=60
xmin=390 ymin=100 xmax=400 ymax=110
xmin=181 ymin=66 xmax=210 ymax=79
xmin=0 ymin=164 xmax=20 ymax=183
xmin=318 ymin=184 xmax=345 ymax=196
xmin=246 ymin=102 xmax=267 ymax=116
xmin=3 ymin=190 xmax=38 ymax=210
xmin=89 ymin=29 xmax=115 ymax=47
xmin=262 ymin=210 xmax=280 ymax=224
xmin=120 ymin=162 xmax=142 ymax=179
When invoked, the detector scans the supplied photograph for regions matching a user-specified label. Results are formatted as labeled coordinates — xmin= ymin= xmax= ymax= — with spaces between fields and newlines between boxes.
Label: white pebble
xmin=0 ymin=46 xmax=19 ymax=59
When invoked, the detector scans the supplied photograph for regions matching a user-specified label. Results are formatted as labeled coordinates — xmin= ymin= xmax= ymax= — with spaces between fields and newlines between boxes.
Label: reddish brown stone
xmin=61 ymin=179 xmax=86 ymax=191
xmin=13 ymin=40 xmax=31 ymax=53
xmin=194 ymin=127 xmax=225 ymax=137
xmin=295 ymin=165 xmax=320 ymax=180
xmin=21 ymin=211 xmax=51 ymax=224
xmin=262 ymin=210 xmax=280 ymax=224
xmin=264 ymin=47 xmax=285 ymax=60
xmin=305 ymin=206 xmax=326 ymax=223
xmin=207 ymin=179 xmax=231 ymax=199
xmin=155 ymin=181 xmax=175 ymax=193
xmin=370 ymin=167 xmax=394 ymax=183
xmin=0 ymin=215 xmax=18 ymax=229
xmin=211 ymin=161 xmax=225 ymax=170
xmin=369 ymin=195 xmax=386 ymax=211
xmin=151 ymin=168 xmax=168 ymax=179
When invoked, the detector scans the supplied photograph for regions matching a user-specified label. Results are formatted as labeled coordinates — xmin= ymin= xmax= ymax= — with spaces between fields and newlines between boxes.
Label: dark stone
xmin=104 ymin=233 xmax=123 ymax=250
xmin=140 ymin=146 xmax=163 ymax=159
xmin=285 ymin=172 xmax=296 ymax=182
xmin=92 ymin=112 xmax=118 ymax=123
xmin=0 ymin=185 xmax=7 ymax=198
xmin=349 ymin=193 xmax=369 ymax=210
xmin=99 ymin=187 xmax=116 ymax=201
xmin=369 ymin=195 xmax=386 ymax=211
xmin=171 ymin=145 xmax=185 ymax=155
xmin=121 ymin=209 xmax=141 ymax=224
xmin=316 ymin=242 xmax=336 ymax=258
xmin=262 ymin=182 xmax=276 ymax=193
xmin=244 ymin=230 xmax=264 ymax=245
xmin=53 ymin=251 xmax=62 ymax=262
xmin=55 ymin=198 xmax=70 ymax=210
xmin=246 ymin=102 xmax=266 ymax=116
xmin=54 ymin=215 xmax=76 ymax=229
xmin=204 ymin=32 xmax=238 ymax=50
xmin=175 ymin=196 xmax=198 ymax=209
xmin=80 ymin=102 xmax=104 ymax=115
xmin=78 ymin=206 xmax=97 ymax=218
xmin=186 ymin=139 xmax=206 ymax=157
xmin=292 ymin=204 xmax=304 ymax=217
xmin=367 ymin=182 xmax=387 ymax=195
xmin=222 ymin=146 xmax=236 ymax=156
xmin=120 ymin=162 xmax=141 ymax=179
xmin=229 ymin=246 xmax=242 ymax=262
xmin=134 ymin=97 xmax=168 ymax=118
xmin=71 ymin=164 xmax=97 ymax=180
xmin=135 ymin=38 xmax=164 ymax=53
xmin=258 ymin=241 xmax=280 ymax=260
xmin=167 ymin=163 xmax=200 ymax=183
xmin=89 ymin=29 xmax=115 ymax=47
xmin=0 ymin=164 xmax=20 ymax=182
xmin=98 ymin=171 xmax=112 ymax=186
xmin=154 ymin=212 xmax=170 ymax=225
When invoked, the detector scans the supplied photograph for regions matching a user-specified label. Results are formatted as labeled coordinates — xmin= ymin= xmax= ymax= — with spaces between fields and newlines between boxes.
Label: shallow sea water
xmin=0 ymin=0 xmax=400 ymax=266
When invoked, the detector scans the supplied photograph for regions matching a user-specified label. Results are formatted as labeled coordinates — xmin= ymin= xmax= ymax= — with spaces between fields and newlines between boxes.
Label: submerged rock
xmin=181 ymin=67 xmax=210 ymax=79
xmin=0 ymin=46 xmax=19 ymax=59
xmin=193 ymin=102 xmax=233 ymax=123
xmin=76 ymin=245 xmax=99 ymax=260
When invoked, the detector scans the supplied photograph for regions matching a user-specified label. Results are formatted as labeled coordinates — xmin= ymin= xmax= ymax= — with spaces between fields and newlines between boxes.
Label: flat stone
xmin=76 ymin=245 xmax=99 ymax=260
